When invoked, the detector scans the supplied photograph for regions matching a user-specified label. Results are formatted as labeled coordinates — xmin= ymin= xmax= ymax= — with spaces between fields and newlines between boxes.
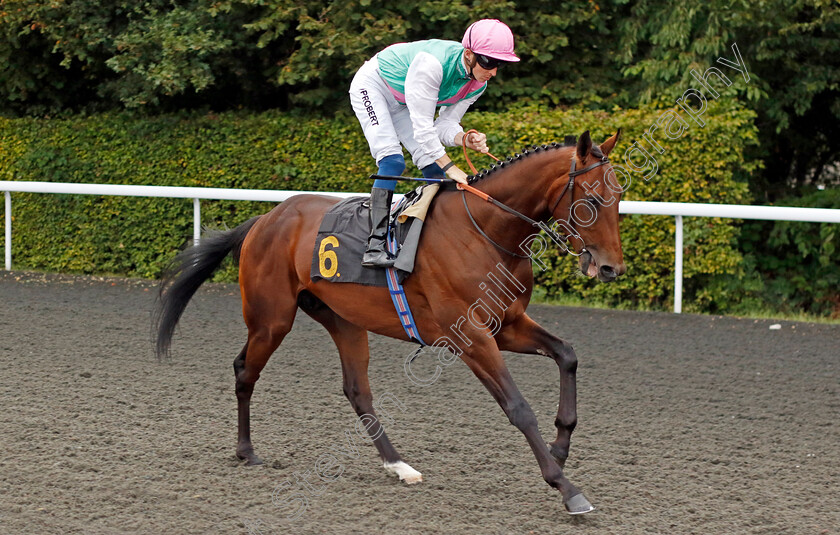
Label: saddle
xmin=310 ymin=183 xmax=440 ymax=287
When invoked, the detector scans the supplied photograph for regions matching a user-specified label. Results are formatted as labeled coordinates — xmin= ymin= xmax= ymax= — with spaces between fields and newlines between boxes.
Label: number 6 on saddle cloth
xmin=310 ymin=178 xmax=441 ymax=344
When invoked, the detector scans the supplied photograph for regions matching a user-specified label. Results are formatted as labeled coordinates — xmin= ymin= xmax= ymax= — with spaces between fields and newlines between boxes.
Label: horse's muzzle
xmin=580 ymin=250 xmax=625 ymax=282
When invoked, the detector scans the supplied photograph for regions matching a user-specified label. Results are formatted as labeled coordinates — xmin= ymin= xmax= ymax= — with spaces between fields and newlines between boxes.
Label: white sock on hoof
xmin=384 ymin=461 xmax=423 ymax=484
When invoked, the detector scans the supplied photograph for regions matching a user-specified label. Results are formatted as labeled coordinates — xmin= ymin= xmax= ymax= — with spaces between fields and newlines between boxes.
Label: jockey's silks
xmin=376 ymin=40 xmax=487 ymax=105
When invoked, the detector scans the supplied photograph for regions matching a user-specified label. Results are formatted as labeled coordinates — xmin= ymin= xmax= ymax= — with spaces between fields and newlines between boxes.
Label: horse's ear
xmin=600 ymin=128 xmax=622 ymax=157
xmin=577 ymin=130 xmax=592 ymax=160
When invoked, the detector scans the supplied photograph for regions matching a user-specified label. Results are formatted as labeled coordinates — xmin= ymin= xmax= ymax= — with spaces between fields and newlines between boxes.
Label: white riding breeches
xmin=349 ymin=58 xmax=440 ymax=170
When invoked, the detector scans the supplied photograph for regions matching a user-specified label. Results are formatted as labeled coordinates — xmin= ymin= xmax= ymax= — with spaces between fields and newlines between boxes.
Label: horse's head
xmin=548 ymin=130 xmax=626 ymax=282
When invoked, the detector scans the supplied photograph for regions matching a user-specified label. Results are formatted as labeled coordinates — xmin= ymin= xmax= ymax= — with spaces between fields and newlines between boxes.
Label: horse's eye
xmin=585 ymin=196 xmax=600 ymax=207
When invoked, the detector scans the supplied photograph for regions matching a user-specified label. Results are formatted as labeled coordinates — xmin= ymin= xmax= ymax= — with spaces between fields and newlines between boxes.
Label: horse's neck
xmin=431 ymin=148 xmax=572 ymax=259
xmin=468 ymin=148 xmax=572 ymax=220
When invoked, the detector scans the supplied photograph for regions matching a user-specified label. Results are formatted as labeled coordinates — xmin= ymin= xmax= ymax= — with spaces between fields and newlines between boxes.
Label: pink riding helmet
xmin=462 ymin=19 xmax=520 ymax=62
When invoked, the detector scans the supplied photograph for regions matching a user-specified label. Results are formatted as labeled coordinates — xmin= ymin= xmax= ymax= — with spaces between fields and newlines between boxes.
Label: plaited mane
xmin=467 ymin=138 xmax=577 ymax=184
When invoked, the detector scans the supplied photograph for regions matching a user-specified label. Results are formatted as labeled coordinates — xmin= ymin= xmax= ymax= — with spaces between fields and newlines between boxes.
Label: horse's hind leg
xmin=299 ymin=294 xmax=422 ymax=484
xmin=234 ymin=293 xmax=298 ymax=465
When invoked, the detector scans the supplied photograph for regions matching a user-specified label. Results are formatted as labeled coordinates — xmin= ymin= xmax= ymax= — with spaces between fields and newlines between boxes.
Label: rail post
xmin=193 ymin=198 xmax=201 ymax=246
xmin=4 ymin=191 xmax=10 ymax=271
xmin=674 ymin=215 xmax=683 ymax=313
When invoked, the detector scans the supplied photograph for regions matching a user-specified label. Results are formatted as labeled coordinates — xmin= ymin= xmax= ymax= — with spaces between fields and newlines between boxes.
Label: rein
xmin=461 ymin=129 xmax=500 ymax=174
xmin=459 ymin=183 xmax=536 ymax=258
xmin=456 ymin=132 xmax=610 ymax=259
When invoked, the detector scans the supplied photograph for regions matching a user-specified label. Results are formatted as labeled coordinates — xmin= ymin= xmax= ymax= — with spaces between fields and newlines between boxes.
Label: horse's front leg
xmin=459 ymin=339 xmax=593 ymax=515
xmin=496 ymin=313 xmax=579 ymax=468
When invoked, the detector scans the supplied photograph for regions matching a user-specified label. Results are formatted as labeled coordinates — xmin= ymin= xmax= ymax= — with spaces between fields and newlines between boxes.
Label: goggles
xmin=474 ymin=53 xmax=505 ymax=70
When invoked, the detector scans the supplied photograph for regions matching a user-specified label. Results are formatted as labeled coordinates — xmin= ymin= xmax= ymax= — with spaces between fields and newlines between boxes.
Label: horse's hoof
xmin=237 ymin=451 xmax=263 ymax=466
xmin=565 ymin=493 xmax=595 ymax=515
xmin=384 ymin=461 xmax=423 ymax=484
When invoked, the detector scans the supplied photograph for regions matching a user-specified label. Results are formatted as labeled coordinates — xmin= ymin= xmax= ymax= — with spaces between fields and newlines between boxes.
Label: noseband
xmin=460 ymin=154 xmax=611 ymax=259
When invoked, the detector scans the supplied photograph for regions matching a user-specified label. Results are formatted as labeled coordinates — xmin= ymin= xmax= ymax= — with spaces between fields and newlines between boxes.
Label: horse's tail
xmin=154 ymin=216 xmax=261 ymax=358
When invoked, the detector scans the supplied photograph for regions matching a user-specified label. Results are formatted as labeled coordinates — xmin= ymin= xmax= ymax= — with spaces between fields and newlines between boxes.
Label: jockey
xmin=349 ymin=19 xmax=520 ymax=268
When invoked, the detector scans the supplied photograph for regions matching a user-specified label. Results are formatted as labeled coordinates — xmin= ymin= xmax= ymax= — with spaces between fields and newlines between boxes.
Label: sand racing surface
xmin=1 ymin=271 xmax=838 ymax=534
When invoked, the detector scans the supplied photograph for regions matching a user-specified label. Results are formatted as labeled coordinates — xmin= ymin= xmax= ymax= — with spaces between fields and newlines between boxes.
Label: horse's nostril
xmin=599 ymin=265 xmax=617 ymax=279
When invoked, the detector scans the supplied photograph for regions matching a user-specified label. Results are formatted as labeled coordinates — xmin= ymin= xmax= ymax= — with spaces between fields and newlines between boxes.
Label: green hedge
xmin=480 ymin=102 xmax=760 ymax=311
xmin=730 ymin=188 xmax=840 ymax=318
xmin=0 ymin=102 xmax=759 ymax=310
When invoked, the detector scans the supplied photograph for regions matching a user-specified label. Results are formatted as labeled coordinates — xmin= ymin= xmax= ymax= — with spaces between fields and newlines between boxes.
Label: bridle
xmin=458 ymin=149 xmax=611 ymax=259
xmin=545 ymin=154 xmax=611 ymax=251
xmin=549 ymin=155 xmax=610 ymax=215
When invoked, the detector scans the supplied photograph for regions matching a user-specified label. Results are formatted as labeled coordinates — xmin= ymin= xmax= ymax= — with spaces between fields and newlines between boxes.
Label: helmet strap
xmin=465 ymin=50 xmax=477 ymax=80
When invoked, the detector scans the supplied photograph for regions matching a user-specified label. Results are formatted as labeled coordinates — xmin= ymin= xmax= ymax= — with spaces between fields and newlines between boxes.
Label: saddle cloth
xmin=310 ymin=183 xmax=439 ymax=287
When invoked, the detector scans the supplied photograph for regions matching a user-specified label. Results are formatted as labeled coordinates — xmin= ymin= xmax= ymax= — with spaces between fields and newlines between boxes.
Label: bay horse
xmin=155 ymin=130 xmax=625 ymax=515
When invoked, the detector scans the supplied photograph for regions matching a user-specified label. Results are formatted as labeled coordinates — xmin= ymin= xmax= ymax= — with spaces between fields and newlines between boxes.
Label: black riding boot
xmin=361 ymin=187 xmax=395 ymax=268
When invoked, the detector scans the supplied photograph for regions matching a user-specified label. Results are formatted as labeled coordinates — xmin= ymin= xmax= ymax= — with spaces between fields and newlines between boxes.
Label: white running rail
xmin=3 ymin=180 xmax=840 ymax=313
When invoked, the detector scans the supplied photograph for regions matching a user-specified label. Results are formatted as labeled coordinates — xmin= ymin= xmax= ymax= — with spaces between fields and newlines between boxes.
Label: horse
xmin=155 ymin=129 xmax=625 ymax=515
